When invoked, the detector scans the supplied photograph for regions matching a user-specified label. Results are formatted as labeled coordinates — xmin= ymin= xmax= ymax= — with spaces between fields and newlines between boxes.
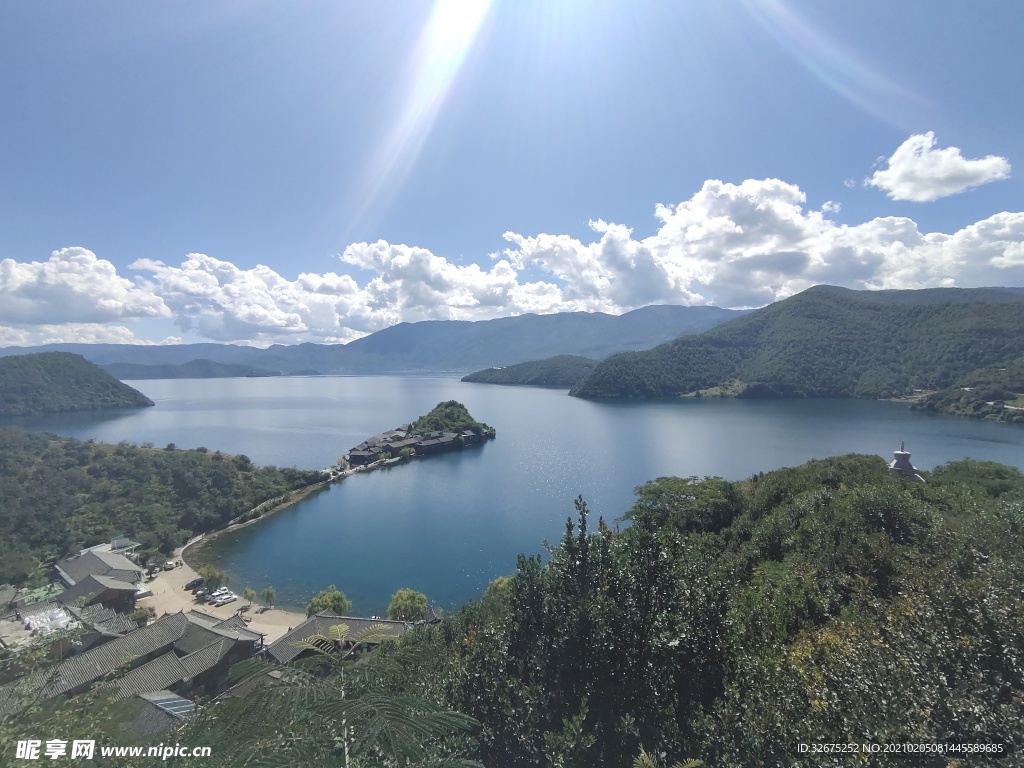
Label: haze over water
xmin=8 ymin=375 xmax=1024 ymax=614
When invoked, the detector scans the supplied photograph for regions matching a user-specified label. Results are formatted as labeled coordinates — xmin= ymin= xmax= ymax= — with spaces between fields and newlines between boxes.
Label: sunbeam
xmin=346 ymin=0 xmax=492 ymax=235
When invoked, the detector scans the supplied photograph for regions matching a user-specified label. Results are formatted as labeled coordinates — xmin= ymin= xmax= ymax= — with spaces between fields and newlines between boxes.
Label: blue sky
xmin=1 ymin=0 xmax=1022 ymax=345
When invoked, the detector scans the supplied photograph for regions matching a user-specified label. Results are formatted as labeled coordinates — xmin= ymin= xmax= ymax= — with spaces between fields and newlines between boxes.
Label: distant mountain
xmin=101 ymin=359 xmax=281 ymax=380
xmin=462 ymin=355 xmax=599 ymax=387
xmin=0 ymin=352 xmax=154 ymax=415
xmin=0 ymin=305 xmax=745 ymax=376
xmin=570 ymin=286 xmax=1024 ymax=399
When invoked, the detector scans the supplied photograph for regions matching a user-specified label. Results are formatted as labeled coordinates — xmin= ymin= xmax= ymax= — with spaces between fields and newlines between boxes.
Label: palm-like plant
xmin=178 ymin=623 xmax=480 ymax=767
xmin=633 ymin=747 xmax=703 ymax=768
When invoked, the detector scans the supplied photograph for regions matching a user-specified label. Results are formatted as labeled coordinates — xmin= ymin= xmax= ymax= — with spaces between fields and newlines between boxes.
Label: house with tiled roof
xmin=55 ymin=548 xmax=145 ymax=588
xmin=0 ymin=610 xmax=262 ymax=715
xmin=265 ymin=612 xmax=411 ymax=664
xmin=57 ymin=574 xmax=138 ymax=613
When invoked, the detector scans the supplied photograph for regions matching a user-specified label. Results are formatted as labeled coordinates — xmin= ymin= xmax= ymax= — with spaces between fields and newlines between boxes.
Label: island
xmin=344 ymin=400 xmax=495 ymax=467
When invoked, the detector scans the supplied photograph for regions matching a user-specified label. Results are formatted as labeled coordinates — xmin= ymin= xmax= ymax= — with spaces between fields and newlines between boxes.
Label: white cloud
xmin=867 ymin=132 xmax=1011 ymax=202
xmin=0 ymin=323 xmax=174 ymax=347
xmin=0 ymin=248 xmax=169 ymax=325
xmin=3 ymin=177 xmax=1024 ymax=346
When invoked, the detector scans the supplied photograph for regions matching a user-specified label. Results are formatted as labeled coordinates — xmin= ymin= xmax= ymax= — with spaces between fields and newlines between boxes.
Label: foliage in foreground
xmin=413 ymin=455 xmax=1024 ymax=766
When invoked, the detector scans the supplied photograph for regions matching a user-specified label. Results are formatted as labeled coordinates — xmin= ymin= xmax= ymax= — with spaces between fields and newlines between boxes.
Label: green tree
xmin=243 ymin=587 xmax=257 ymax=608
xmin=306 ymin=584 xmax=352 ymax=617
xmin=260 ymin=585 xmax=276 ymax=610
xmin=197 ymin=565 xmax=228 ymax=592
xmin=387 ymin=588 xmax=427 ymax=621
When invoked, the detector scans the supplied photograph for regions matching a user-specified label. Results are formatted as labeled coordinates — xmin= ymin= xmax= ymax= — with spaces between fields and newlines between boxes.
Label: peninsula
xmin=0 ymin=351 xmax=154 ymax=415
xmin=345 ymin=400 xmax=495 ymax=467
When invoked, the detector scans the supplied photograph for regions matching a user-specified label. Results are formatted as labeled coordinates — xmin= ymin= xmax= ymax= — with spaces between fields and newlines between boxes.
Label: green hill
xmin=461 ymin=354 xmax=599 ymax=387
xmin=410 ymin=400 xmax=496 ymax=438
xmin=0 ymin=352 xmax=154 ymax=415
xmin=570 ymin=285 xmax=1024 ymax=399
xmin=911 ymin=360 xmax=1024 ymax=423
xmin=0 ymin=428 xmax=321 ymax=584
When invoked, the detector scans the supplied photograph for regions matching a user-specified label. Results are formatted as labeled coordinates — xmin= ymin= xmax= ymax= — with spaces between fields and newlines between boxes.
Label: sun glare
xmin=346 ymin=0 xmax=492 ymax=235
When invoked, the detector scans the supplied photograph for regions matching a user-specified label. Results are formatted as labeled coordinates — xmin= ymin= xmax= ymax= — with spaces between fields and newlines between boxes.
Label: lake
xmin=8 ymin=375 xmax=1024 ymax=614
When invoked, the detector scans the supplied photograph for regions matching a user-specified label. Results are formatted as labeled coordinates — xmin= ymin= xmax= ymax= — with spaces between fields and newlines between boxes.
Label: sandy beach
xmin=136 ymin=546 xmax=306 ymax=644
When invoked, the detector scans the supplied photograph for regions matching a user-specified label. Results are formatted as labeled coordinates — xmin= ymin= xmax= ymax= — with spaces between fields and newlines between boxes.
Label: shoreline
xmin=138 ymin=545 xmax=306 ymax=644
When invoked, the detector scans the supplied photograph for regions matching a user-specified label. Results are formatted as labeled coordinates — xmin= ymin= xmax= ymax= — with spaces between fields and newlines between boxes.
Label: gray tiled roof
xmin=113 ymin=636 xmax=233 ymax=700
xmin=179 ymin=638 xmax=232 ymax=678
xmin=69 ymin=604 xmax=137 ymax=636
xmin=1 ymin=609 xmax=260 ymax=712
xmin=6 ymin=612 xmax=192 ymax=701
xmin=56 ymin=550 xmax=143 ymax=586
xmin=57 ymin=575 xmax=137 ymax=607
xmin=113 ymin=652 xmax=190 ymax=699
xmin=215 ymin=614 xmax=250 ymax=631
xmin=174 ymin=624 xmax=223 ymax=655
xmin=266 ymin=612 xmax=410 ymax=664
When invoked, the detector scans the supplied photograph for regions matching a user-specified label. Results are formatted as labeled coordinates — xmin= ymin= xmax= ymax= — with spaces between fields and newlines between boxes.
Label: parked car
xmin=193 ymin=589 xmax=207 ymax=599
xmin=184 ymin=577 xmax=203 ymax=591
xmin=163 ymin=561 xmax=175 ymax=571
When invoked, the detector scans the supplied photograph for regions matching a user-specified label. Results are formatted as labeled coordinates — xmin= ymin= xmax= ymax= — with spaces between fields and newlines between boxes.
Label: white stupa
xmin=889 ymin=441 xmax=924 ymax=482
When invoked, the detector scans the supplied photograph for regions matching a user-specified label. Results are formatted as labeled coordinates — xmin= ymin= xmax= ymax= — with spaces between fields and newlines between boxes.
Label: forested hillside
xmin=0 ymin=352 xmax=154 ymax=415
xmin=570 ymin=286 xmax=1024 ymax=399
xmin=461 ymin=354 xmax=598 ymax=386
xmin=911 ymin=360 xmax=1024 ymax=424
xmin=0 ymin=429 xmax=321 ymax=584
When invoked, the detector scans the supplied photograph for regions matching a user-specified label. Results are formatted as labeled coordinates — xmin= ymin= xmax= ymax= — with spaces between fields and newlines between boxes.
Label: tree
xmin=243 ymin=587 xmax=257 ymax=608
xmin=197 ymin=565 xmax=228 ymax=592
xmin=306 ymin=584 xmax=352 ymax=617
xmin=387 ymin=588 xmax=427 ymax=621
xmin=260 ymin=585 xmax=276 ymax=610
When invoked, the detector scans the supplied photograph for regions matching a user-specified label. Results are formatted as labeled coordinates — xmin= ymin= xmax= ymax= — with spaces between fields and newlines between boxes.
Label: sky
xmin=1 ymin=0 xmax=1023 ymax=347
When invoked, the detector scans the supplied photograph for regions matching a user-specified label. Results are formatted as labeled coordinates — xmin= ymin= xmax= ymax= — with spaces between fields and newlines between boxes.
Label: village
xmin=0 ymin=535 xmax=441 ymax=736
xmin=344 ymin=422 xmax=485 ymax=467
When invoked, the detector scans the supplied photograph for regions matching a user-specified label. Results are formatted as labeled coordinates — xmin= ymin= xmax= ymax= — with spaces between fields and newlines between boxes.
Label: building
xmin=265 ymin=612 xmax=411 ymax=664
xmin=0 ymin=610 xmax=262 ymax=715
xmin=889 ymin=441 xmax=925 ymax=482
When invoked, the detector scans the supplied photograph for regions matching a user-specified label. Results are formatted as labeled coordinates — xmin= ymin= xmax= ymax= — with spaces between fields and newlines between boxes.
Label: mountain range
xmin=0 ymin=305 xmax=744 ymax=377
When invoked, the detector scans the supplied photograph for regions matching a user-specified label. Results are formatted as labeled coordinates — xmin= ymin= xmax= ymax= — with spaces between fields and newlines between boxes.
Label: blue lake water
xmin=8 ymin=375 xmax=1024 ymax=614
